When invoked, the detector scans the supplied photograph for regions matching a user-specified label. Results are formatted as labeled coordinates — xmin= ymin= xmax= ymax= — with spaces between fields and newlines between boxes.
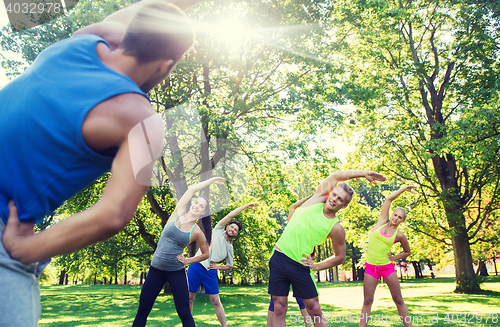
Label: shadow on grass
xmin=39 ymin=276 xmax=500 ymax=326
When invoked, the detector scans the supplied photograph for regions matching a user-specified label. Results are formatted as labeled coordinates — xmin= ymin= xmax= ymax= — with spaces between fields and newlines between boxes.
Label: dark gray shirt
xmin=151 ymin=217 xmax=194 ymax=271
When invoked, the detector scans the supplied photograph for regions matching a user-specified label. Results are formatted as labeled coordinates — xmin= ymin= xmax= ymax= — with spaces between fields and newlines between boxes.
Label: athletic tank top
xmin=276 ymin=203 xmax=339 ymax=263
xmin=0 ymin=34 xmax=148 ymax=224
xmin=366 ymin=223 xmax=398 ymax=265
xmin=151 ymin=217 xmax=196 ymax=271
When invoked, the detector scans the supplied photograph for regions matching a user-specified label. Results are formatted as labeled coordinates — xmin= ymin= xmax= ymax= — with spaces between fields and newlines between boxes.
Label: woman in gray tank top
xmin=133 ymin=177 xmax=226 ymax=327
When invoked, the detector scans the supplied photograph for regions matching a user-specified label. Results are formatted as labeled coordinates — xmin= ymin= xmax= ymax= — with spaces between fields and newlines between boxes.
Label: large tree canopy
xmin=327 ymin=0 xmax=500 ymax=292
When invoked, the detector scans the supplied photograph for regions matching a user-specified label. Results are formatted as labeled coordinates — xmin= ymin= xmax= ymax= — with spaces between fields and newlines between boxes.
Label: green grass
xmin=39 ymin=276 xmax=500 ymax=326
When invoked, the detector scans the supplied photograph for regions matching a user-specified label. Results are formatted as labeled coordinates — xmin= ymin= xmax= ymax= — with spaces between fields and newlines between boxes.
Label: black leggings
xmin=132 ymin=266 xmax=195 ymax=327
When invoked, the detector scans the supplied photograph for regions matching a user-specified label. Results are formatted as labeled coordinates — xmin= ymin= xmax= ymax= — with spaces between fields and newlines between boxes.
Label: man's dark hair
xmin=120 ymin=1 xmax=195 ymax=63
xmin=228 ymin=220 xmax=242 ymax=233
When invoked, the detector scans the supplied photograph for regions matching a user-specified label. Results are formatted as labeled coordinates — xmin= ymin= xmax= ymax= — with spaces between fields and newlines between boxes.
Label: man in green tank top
xmin=268 ymin=170 xmax=386 ymax=327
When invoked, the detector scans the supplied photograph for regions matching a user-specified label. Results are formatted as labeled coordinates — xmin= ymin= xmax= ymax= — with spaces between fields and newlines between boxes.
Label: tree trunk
xmin=316 ymin=245 xmax=321 ymax=283
xmin=358 ymin=267 xmax=365 ymax=281
xmin=419 ymin=56 xmax=478 ymax=292
xmin=411 ymin=261 xmax=423 ymax=278
xmin=327 ymin=241 xmax=334 ymax=282
xmin=428 ymin=262 xmax=435 ymax=278
xmin=351 ymin=243 xmax=357 ymax=281
xmin=493 ymin=257 xmax=498 ymax=276
xmin=431 ymin=154 xmax=478 ymax=292
xmin=59 ymin=270 xmax=66 ymax=285
xmin=450 ymin=225 xmax=478 ymax=292
xmin=94 ymin=272 xmax=97 ymax=285
xmin=115 ymin=271 xmax=118 ymax=284
xmin=476 ymin=260 xmax=489 ymax=277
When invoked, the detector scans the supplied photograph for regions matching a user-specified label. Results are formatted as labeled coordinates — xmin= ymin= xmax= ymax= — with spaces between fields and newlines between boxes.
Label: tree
xmin=1 ymin=0 xmax=349 ymax=285
xmin=328 ymin=0 xmax=500 ymax=292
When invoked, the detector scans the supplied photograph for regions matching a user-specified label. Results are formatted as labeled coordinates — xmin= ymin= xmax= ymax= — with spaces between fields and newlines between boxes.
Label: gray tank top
xmin=151 ymin=217 xmax=195 ymax=271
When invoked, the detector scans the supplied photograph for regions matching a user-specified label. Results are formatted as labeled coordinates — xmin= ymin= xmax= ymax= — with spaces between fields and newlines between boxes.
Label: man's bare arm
xmin=300 ymin=223 xmax=346 ymax=271
xmin=2 ymin=96 xmax=162 ymax=264
xmin=218 ymin=203 xmax=259 ymax=227
xmin=301 ymin=170 xmax=387 ymax=208
xmin=315 ymin=170 xmax=386 ymax=197
xmin=3 ymin=135 xmax=150 ymax=264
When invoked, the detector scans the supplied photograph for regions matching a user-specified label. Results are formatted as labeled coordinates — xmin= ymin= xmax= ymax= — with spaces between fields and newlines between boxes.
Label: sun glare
xmin=193 ymin=14 xmax=326 ymax=62
xmin=213 ymin=19 xmax=247 ymax=45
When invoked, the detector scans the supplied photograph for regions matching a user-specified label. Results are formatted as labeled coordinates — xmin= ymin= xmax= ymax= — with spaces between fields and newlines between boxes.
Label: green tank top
xmin=366 ymin=223 xmax=398 ymax=265
xmin=276 ymin=203 xmax=339 ymax=264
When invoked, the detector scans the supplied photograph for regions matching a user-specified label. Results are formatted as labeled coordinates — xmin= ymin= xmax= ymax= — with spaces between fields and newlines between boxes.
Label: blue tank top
xmin=0 ymin=34 xmax=148 ymax=224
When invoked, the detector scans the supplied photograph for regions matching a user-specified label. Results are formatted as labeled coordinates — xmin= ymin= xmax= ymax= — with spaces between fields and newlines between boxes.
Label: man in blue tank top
xmin=0 ymin=0 xmax=207 ymax=325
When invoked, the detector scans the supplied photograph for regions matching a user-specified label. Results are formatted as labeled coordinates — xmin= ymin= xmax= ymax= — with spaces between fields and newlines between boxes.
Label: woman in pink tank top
xmin=360 ymin=185 xmax=416 ymax=327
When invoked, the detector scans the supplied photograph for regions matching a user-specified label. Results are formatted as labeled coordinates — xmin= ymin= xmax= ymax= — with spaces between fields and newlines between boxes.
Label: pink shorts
xmin=365 ymin=262 xmax=396 ymax=279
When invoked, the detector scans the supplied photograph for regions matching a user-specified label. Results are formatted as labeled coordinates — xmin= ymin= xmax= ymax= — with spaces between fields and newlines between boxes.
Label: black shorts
xmin=268 ymin=250 xmax=318 ymax=299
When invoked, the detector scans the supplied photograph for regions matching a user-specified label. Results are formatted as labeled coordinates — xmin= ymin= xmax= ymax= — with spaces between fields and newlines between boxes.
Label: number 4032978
xmin=443 ymin=313 xmax=498 ymax=324
xmin=5 ymin=2 xmax=62 ymax=14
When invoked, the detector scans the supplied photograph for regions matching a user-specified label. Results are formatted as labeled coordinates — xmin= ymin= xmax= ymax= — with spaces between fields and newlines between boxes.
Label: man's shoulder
xmin=298 ymin=202 xmax=324 ymax=214
xmin=214 ymin=221 xmax=226 ymax=230
xmin=93 ymin=93 xmax=154 ymax=125
xmin=330 ymin=221 xmax=345 ymax=239
xmin=83 ymin=94 xmax=160 ymax=154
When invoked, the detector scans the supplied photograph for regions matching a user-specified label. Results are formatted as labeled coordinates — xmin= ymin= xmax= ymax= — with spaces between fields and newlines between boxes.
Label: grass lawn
xmin=39 ymin=275 xmax=500 ymax=326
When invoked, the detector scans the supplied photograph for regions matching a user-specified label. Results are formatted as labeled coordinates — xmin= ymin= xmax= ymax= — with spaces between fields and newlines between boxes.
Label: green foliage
xmin=39 ymin=262 xmax=59 ymax=286
xmin=326 ymin=0 xmax=500 ymax=292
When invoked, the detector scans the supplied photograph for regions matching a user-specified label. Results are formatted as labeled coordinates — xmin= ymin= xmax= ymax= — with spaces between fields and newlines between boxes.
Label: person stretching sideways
xmin=188 ymin=202 xmax=258 ymax=326
xmin=359 ymin=185 xmax=416 ymax=327
xmin=269 ymin=170 xmax=386 ymax=327
xmin=132 ymin=177 xmax=225 ymax=326
xmin=267 ymin=194 xmax=314 ymax=327
xmin=0 ymin=0 xmax=208 ymax=325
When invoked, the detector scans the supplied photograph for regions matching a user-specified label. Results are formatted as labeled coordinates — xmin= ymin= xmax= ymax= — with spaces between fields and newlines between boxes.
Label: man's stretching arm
xmin=3 ymin=136 xmax=150 ymax=264
xmin=316 ymin=170 xmax=386 ymax=197
xmin=218 ymin=203 xmax=259 ymax=227
xmin=300 ymin=223 xmax=346 ymax=271
xmin=2 ymin=97 xmax=163 ymax=264
xmin=302 ymin=170 xmax=387 ymax=208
